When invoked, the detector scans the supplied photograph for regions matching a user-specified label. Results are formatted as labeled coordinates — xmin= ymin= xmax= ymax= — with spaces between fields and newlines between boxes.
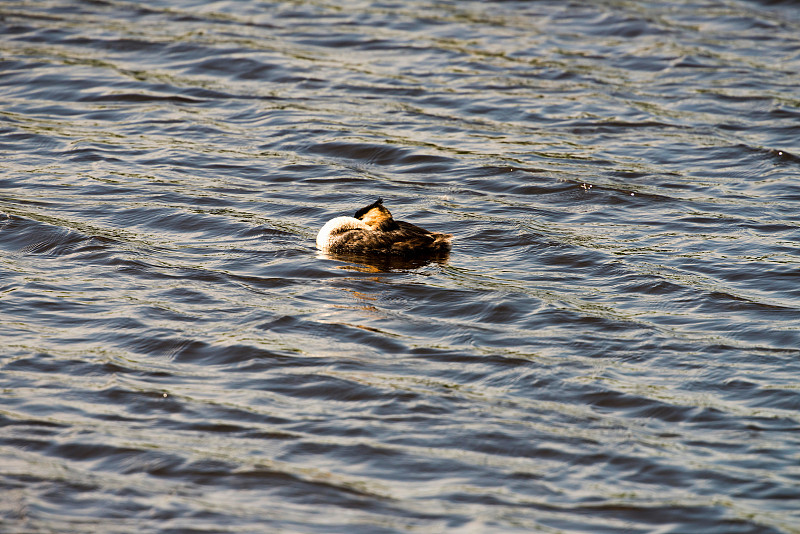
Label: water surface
xmin=2 ymin=1 xmax=800 ymax=532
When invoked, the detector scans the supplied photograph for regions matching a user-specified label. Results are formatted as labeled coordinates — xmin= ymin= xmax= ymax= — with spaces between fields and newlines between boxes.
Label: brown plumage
xmin=316 ymin=198 xmax=452 ymax=256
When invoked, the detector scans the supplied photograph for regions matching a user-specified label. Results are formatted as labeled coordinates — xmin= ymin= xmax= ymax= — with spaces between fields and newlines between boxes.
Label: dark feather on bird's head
xmin=354 ymin=198 xmax=385 ymax=219
xmin=354 ymin=198 xmax=394 ymax=229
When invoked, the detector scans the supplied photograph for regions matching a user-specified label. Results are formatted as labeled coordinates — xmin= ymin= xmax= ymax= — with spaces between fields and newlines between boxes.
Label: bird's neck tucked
xmin=359 ymin=206 xmax=394 ymax=230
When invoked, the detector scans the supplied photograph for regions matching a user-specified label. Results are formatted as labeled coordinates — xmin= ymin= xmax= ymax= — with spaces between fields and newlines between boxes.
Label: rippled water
xmin=2 ymin=1 xmax=800 ymax=532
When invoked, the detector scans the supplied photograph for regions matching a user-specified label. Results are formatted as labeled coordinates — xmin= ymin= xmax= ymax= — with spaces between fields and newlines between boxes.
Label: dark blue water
xmin=2 ymin=1 xmax=800 ymax=532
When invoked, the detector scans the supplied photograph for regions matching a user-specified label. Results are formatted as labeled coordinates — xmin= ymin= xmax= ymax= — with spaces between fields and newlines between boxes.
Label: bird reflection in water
xmin=318 ymin=249 xmax=450 ymax=273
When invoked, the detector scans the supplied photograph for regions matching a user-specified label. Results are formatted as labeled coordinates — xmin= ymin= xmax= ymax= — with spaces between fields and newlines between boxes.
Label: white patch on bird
xmin=316 ymin=216 xmax=370 ymax=251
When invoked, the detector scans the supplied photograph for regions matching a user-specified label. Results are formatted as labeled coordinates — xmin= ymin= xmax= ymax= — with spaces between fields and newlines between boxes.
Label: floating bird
xmin=316 ymin=198 xmax=451 ymax=256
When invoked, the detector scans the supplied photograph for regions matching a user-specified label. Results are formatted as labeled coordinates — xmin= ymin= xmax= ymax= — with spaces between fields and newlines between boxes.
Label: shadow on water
xmin=317 ymin=250 xmax=450 ymax=273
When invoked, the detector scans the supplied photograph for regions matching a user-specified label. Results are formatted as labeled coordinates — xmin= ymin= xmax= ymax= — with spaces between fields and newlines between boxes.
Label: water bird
xmin=316 ymin=198 xmax=452 ymax=256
